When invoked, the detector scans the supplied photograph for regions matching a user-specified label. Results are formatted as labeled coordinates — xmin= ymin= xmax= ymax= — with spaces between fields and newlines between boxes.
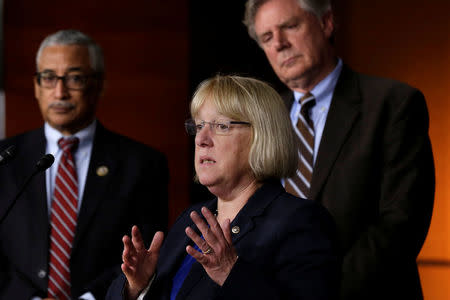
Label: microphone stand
xmin=0 ymin=154 xmax=54 ymax=225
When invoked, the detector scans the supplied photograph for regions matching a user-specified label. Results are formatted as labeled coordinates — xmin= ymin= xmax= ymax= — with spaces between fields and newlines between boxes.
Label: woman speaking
xmin=107 ymin=75 xmax=339 ymax=300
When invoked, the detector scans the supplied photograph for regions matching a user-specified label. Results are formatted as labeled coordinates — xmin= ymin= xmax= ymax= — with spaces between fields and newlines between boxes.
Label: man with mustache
xmin=244 ymin=0 xmax=435 ymax=299
xmin=0 ymin=30 xmax=168 ymax=300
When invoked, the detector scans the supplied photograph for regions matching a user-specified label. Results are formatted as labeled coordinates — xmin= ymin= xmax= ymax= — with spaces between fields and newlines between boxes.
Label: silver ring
xmin=203 ymin=247 xmax=212 ymax=254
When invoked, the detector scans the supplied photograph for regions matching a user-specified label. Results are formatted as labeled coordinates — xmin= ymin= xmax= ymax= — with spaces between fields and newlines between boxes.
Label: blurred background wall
xmin=2 ymin=0 xmax=448 ymax=298
xmin=334 ymin=1 xmax=450 ymax=299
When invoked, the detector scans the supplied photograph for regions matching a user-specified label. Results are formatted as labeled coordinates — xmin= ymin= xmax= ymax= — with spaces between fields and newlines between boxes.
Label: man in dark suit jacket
xmin=0 ymin=30 xmax=168 ymax=300
xmin=244 ymin=0 xmax=435 ymax=299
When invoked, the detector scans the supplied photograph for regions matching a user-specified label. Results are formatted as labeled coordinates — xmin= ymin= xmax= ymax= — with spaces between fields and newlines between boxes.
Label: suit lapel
xmin=309 ymin=66 xmax=361 ymax=201
xmin=230 ymin=182 xmax=283 ymax=244
xmin=281 ymin=90 xmax=295 ymax=112
xmin=171 ymin=200 xmax=217 ymax=299
xmin=175 ymin=183 xmax=283 ymax=299
xmin=16 ymin=129 xmax=49 ymax=290
xmin=156 ymin=225 xmax=192 ymax=300
xmin=157 ymin=212 xmax=197 ymax=281
xmin=72 ymin=124 xmax=117 ymax=253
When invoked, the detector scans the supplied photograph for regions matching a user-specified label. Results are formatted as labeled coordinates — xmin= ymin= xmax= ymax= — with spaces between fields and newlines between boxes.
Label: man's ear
xmin=321 ymin=10 xmax=335 ymax=39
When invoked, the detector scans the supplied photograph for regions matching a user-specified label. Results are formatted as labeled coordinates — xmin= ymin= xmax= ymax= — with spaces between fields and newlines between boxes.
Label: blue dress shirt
xmin=290 ymin=58 xmax=343 ymax=164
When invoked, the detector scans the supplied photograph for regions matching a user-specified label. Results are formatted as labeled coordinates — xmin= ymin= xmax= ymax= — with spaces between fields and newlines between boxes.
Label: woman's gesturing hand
xmin=121 ymin=226 xmax=164 ymax=299
xmin=185 ymin=207 xmax=238 ymax=286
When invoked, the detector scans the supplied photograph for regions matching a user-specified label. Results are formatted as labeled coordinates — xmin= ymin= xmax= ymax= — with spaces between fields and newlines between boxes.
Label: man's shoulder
xmin=335 ymin=65 xmax=426 ymax=113
xmin=0 ymin=128 xmax=44 ymax=149
xmin=342 ymin=65 xmax=420 ymax=95
xmin=95 ymin=125 xmax=166 ymax=160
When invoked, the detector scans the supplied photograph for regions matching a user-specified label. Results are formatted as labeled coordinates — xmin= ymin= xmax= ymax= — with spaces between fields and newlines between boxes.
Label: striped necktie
xmin=47 ymin=137 xmax=79 ymax=300
xmin=285 ymin=93 xmax=316 ymax=199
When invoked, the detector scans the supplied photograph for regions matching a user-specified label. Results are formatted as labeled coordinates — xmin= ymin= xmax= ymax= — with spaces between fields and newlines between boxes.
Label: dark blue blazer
xmin=107 ymin=181 xmax=340 ymax=300
xmin=0 ymin=123 xmax=169 ymax=299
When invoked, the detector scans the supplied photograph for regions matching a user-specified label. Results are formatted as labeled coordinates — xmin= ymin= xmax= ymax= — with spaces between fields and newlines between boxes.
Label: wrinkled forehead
xmin=254 ymin=0 xmax=306 ymax=33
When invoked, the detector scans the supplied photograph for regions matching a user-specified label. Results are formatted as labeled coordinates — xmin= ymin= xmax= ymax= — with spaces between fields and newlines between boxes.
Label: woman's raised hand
xmin=121 ymin=226 xmax=164 ymax=299
xmin=185 ymin=207 xmax=238 ymax=286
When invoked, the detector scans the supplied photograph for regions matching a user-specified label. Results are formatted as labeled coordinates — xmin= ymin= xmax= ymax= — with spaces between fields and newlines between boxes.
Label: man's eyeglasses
xmin=35 ymin=72 xmax=99 ymax=90
xmin=184 ymin=119 xmax=251 ymax=136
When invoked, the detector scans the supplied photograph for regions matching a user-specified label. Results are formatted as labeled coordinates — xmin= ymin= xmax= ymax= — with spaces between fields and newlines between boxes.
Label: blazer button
xmin=231 ymin=226 xmax=240 ymax=234
xmin=37 ymin=269 xmax=46 ymax=279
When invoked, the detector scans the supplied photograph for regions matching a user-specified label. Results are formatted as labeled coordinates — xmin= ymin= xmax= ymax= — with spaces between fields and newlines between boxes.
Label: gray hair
xmin=191 ymin=75 xmax=298 ymax=181
xmin=36 ymin=29 xmax=104 ymax=74
xmin=244 ymin=0 xmax=332 ymax=42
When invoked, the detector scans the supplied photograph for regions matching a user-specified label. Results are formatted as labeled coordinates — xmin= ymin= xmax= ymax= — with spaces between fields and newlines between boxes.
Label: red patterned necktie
xmin=48 ymin=137 xmax=79 ymax=300
xmin=285 ymin=93 xmax=316 ymax=199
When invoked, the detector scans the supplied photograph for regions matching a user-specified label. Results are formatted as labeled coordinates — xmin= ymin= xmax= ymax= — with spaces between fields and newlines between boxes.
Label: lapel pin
xmin=96 ymin=166 xmax=109 ymax=177
xmin=231 ymin=226 xmax=240 ymax=234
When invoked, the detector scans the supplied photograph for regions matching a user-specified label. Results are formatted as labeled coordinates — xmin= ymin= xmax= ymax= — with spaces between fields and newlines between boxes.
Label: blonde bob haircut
xmin=190 ymin=75 xmax=298 ymax=181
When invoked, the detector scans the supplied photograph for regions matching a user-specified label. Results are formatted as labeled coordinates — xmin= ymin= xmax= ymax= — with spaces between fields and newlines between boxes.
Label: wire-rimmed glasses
xmin=184 ymin=119 xmax=251 ymax=136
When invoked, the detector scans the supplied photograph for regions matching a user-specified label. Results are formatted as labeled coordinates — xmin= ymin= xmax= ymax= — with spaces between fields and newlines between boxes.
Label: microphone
xmin=35 ymin=154 xmax=55 ymax=173
xmin=0 ymin=154 xmax=55 ymax=225
xmin=0 ymin=145 xmax=16 ymax=166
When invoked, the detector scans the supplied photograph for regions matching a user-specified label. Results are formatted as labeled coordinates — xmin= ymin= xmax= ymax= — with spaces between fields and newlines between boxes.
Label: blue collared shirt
xmin=290 ymin=58 xmax=343 ymax=164
xmin=33 ymin=121 xmax=97 ymax=300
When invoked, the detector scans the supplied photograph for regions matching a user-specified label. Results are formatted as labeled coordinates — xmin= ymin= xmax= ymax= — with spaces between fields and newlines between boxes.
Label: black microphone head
xmin=0 ymin=145 xmax=16 ymax=165
xmin=36 ymin=154 xmax=55 ymax=172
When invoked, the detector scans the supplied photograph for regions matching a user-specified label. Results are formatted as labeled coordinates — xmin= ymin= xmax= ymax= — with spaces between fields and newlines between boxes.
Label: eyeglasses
xmin=35 ymin=71 xmax=99 ymax=90
xmin=184 ymin=119 xmax=251 ymax=136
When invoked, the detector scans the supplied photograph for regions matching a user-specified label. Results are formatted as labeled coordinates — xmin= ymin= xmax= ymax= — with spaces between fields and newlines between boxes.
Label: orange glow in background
xmin=336 ymin=1 xmax=450 ymax=299
xmin=2 ymin=1 xmax=449 ymax=298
